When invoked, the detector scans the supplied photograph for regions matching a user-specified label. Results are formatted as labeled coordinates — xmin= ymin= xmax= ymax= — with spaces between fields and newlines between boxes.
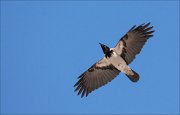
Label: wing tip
xmin=135 ymin=22 xmax=154 ymax=35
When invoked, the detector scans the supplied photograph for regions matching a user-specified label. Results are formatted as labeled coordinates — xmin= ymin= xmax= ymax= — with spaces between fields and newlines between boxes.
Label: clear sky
xmin=1 ymin=1 xmax=179 ymax=114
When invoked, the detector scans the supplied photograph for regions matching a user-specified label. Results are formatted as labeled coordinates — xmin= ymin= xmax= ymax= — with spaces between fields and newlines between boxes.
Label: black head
xmin=99 ymin=43 xmax=111 ymax=54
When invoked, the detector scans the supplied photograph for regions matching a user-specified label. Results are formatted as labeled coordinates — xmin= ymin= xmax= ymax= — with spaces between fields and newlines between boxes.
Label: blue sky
xmin=1 ymin=1 xmax=179 ymax=114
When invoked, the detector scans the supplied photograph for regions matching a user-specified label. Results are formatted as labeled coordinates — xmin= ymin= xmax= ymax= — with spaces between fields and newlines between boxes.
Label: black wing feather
xmin=74 ymin=58 xmax=120 ymax=97
xmin=115 ymin=22 xmax=154 ymax=64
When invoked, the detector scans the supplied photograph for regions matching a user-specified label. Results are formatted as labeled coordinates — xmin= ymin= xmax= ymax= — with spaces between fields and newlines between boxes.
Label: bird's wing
xmin=114 ymin=23 xmax=154 ymax=64
xmin=74 ymin=57 xmax=120 ymax=97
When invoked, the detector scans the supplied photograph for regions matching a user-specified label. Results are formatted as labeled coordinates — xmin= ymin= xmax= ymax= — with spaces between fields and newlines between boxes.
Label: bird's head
xmin=99 ymin=43 xmax=111 ymax=55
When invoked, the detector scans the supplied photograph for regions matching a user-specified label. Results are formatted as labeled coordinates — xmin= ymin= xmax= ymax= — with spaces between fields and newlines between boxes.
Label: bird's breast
xmin=107 ymin=51 xmax=129 ymax=72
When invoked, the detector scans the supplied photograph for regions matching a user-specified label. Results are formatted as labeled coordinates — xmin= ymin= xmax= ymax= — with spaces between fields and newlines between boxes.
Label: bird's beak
xmin=99 ymin=43 xmax=110 ymax=54
xmin=99 ymin=43 xmax=106 ymax=52
xmin=99 ymin=43 xmax=104 ymax=49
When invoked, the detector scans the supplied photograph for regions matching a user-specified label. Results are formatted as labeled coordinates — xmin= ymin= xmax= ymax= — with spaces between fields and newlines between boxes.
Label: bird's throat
xmin=105 ymin=50 xmax=113 ymax=58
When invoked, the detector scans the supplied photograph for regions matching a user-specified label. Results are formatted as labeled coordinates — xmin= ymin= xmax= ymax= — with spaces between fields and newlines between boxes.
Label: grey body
xmin=107 ymin=48 xmax=133 ymax=75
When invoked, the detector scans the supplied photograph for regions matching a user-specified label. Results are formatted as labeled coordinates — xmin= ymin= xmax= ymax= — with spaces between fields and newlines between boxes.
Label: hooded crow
xmin=74 ymin=23 xmax=154 ymax=97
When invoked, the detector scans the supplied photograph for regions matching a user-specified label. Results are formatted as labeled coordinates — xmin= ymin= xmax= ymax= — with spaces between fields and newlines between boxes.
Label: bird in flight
xmin=74 ymin=23 xmax=154 ymax=97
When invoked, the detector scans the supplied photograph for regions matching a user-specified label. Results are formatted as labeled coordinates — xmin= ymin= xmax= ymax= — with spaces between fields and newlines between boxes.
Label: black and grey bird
xmin=74 ymin=23 xmax=154 ymax=97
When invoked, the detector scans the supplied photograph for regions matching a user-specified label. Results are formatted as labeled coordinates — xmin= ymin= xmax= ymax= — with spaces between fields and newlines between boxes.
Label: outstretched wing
xmin=74 ymin=57 xmax=120 ymax=97
xmin=114 ymin=22 xmax=155 ymax=64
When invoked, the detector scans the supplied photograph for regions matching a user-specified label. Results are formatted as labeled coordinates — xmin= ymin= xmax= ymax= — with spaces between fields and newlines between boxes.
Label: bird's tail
xmin=125 ymin=69 xmax=139 ymax=82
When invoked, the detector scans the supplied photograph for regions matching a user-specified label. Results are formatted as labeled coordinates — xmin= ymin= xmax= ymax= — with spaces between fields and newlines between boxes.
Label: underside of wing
xmin=74 ymin=57 xmax=120 ymax=97
xmin=114 ymin=23 xmax=155 ymax=64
